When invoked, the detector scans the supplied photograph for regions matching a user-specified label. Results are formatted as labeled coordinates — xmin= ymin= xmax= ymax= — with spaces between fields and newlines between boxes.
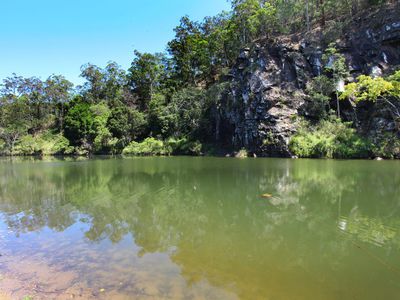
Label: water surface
xmin=0 ymin=157 xmax=399 ymax=299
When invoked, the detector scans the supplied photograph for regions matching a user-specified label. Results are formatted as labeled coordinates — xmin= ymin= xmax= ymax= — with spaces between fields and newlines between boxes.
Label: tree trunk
xmin=320 ymin=0 xmax=325 ymax=27
xmin=351 ymin=0 xmax=358 ymax=15
xmin=306 ymin=0 xmax=310 ymax=31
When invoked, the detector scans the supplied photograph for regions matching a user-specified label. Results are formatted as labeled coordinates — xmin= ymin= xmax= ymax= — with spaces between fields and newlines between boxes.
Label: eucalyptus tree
xmin=128 ymin=51 xmax=166 ymax=110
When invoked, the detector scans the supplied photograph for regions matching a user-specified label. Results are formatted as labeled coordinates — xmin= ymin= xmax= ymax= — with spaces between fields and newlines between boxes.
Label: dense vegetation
xmin=290 ymin=45 xmax=400 ymax=159
xmin=0 ymin=0 xmax=398 ymax=157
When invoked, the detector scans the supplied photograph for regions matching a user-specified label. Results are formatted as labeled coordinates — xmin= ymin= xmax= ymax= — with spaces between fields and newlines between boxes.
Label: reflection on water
xmin=0 ymin=157 xmax=399 ymax=299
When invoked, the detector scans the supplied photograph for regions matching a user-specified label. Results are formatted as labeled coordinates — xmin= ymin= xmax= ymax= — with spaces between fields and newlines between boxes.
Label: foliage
xmin=122 ymin=137 xmax=203 ymax=156
xmin=163 ymin=87 xmax=207 ymax=138
xmin=167 ymin=137 xmax=203 ymax=155
xmin=322 ymin=44 xmax=349 ymax=83
xmin=122 ymin=137 xmax=172 ymax=156
xmin=12 ymin=132 xmax=74 ymax=156
xmin=168 ymin=17 xmax=211 ymax=86
xmin=64 ymin=99 xmax=118 ymax=153
xmin=0 ymin=0 xmax=395 ymax=157
xmin=147 ymin=93 xmax=170 ymax=136
xmin=107 ymin=101 xmax=147 ymax=147
xmin=341 ymin=71 xmax=400 ymax=120
xmin=128 ymin=51 xmax=166 ymax=110
xmin=289 ymin=118 xmax=371 ymax=158
xmin=0 ymin=98 xmax=31 ymax=154
xmin=303 ymin=44 xmax=350 ymax=120
xmin=231 ymin=0 xmax=278 ymax=44
xmin=371 ymin=133 xmax=400 ymax=159
xmin=305 ymin=75 xmax=335 ymax=119
xmin=64 ymin=98 xmax=96 ymax=146
xmin=79 ymin=62 xmax=127 ymax=103
xmin=341 ymin=75 xmax=396 ymax=102
xmin=235 ymin=148 xmax=249 ymax=158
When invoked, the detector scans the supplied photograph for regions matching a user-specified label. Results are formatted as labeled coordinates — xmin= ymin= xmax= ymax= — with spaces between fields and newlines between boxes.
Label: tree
xmin=64 ymin=97 xmax=96 ymax=148
xmin=306 ymin=75 xmax=335 ymax=119
xmin=248 ymin=1 xmax=277 ymax=39
xmin=128 ymin=51 xmax=165 ymax=110
xmin=163 ymin=87 xmax=207 ymax=138
xmin=340 ymin=72 xmax=400 ymax=121
xmin=107 ymin=100 xmax=147 ymax=147
xmin=167 ymin=16 xmax=213 ymax=86
xmin=64 ymin=97 xmax=120 ymax=154
xmin=0 ymin=97 xmax=31 ymax=154
xmin=43 ymin=75 xmax=73 ymax=132
xmin=79 ymin=62 xmax=128 ymax=103
xmin=323 ymin=44 xmax=349 ymax=118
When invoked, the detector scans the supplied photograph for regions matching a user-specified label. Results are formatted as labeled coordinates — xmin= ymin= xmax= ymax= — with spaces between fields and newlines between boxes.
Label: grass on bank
xmin=289 ymin=117 xmax=400 ymax=159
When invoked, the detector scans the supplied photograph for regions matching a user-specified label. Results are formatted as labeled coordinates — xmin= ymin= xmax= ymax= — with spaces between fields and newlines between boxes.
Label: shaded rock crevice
xmin=218 ymin=4 xmax=400 ymax=157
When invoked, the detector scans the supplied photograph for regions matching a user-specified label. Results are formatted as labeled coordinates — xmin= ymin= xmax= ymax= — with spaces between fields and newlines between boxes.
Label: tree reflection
xmin=0 ymin=158 xmax=399 ymax=299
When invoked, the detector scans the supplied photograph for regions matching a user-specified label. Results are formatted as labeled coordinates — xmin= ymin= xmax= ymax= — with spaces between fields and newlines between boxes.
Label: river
xmin=0 ymin=157 xmax=399 ymax=299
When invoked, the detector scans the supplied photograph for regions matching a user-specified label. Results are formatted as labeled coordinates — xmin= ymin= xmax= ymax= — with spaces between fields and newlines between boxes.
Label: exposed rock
xmin=218 ymin=4 xmax=400 ymax=157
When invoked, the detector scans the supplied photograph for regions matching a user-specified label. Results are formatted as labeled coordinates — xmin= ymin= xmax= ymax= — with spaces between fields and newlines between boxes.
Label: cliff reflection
xmin=0 ymin=158 xmax=399 ymax=299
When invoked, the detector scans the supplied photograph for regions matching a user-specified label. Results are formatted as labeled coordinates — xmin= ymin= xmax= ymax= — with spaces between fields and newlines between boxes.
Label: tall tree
xmin=44 ymin=75 xmax=73 ymax=132
xmin=128 ymin=51 xmax=165 ymax=110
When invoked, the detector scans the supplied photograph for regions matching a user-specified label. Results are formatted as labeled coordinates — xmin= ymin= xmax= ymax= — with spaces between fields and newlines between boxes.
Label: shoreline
xmin=0 ymin=154 xmax=395 ymax=161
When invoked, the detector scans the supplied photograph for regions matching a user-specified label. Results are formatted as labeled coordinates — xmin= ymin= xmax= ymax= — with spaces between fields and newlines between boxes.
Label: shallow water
xmin=0 ymin=157 xmax=399 ymax=299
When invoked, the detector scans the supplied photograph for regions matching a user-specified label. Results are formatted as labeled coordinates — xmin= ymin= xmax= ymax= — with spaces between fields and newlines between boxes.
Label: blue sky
xmin=0 ymin=0 xmax=230 ymax=85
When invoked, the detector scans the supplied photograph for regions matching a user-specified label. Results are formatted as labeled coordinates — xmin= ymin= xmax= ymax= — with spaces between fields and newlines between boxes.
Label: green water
xmin=0 ymin=157 xmax=399 ymax=299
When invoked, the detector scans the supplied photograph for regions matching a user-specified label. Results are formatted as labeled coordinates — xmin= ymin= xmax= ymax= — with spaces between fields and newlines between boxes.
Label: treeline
xmin=0 ymin=0 xmax=393 ymax=156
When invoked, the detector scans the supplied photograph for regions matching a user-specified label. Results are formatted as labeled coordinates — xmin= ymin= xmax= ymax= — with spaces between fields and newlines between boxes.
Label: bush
xmin=122 ymin=137 xmax=172 ymax=156
xmin=371 ymin=133 xmax=400 ymax=159
xmin=0 ymin=139 xmax=5 ymax=154
xmin=305 ymin=75 xmax=335 ymax=120
xmin=235 ymin=148 xmax=249 ymax=158
xmin=12 ymin=132 xmax=74 ymax=156
xmin=42 ymin=133 xmax=75 ymax=155
xmin=163 ymin=88 xmax=206 ymax=137
xmin=166 ymin=137 xmax=203 ymax=155
xmin=12 ymin=135 xmax=39 ymax=155
xmin=289 ymin=118 xmax=371 ymax=159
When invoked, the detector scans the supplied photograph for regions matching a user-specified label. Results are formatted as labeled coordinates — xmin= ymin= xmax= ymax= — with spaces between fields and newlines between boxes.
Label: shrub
xmin=289 ymin=118 xmax=371 ymax=159
xmin=12 ymin=135 xmax=40 ymax=155
xmin=166 ymin=137 xmax=203 ymax=155
xmin=371 ymin=133 xmax=400 ymax=159
xmin=0 ymin=139 xmax=5 ymax=154
xmin=122 ymin=137 xmax=172 ymax=156
xmin=12 ymin=132 xmax=74 ymax=156
xmin=305 ymin=75 xmax=335 ymax=120
xmin=163 ymin=88 xmax=206 ymax=137
xmin=235 ymin=148 xmax=249 ymax=158
xmin=42 ymin=133 xmax=74 ymax=155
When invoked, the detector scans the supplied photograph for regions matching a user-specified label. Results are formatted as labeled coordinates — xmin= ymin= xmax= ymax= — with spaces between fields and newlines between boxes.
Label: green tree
xmin=64 ymin=97 xmax=96 ymax=149
xmin=79 ymin=62 xmax=128 ymax=103
xmin=128 ymin=51 xmax=165 ymax=110
xmin=43 ymin=75 xmax=73 ymax=132
xmin=323 ymin=44 xmax=349 ymax=118
xmin=164 ymin=87 xmax=207 ymax=138
xmin=0 ymin=97 xmax=31 ymax=154
xmin=107 ymin=100 xmax=147 ymax=147
xmin=306 ymin=75 xmax=335 ymax=120
xmin=167 ymin=16 xmax=212 ymax=86
xmin=340 ymin=72 xmax=400 ymax=121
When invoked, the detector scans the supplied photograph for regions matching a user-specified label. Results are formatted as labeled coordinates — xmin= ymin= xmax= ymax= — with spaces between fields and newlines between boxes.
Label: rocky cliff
xmin=218 ymin=3 xmax=400 ymax=157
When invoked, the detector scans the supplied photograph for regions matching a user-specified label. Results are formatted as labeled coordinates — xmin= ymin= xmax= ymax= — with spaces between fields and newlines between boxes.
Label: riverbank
xmin=0 ymin=153 xmax=397 ymax=161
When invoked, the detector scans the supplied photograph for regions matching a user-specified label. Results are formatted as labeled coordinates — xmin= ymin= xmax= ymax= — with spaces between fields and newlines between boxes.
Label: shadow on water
xmin=0 ymin=157 xmax=399 ymax=299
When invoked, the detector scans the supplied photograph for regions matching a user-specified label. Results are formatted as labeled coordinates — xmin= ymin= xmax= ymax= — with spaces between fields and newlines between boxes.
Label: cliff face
xmin=219 ymin=4 xmax=400 ymax=157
